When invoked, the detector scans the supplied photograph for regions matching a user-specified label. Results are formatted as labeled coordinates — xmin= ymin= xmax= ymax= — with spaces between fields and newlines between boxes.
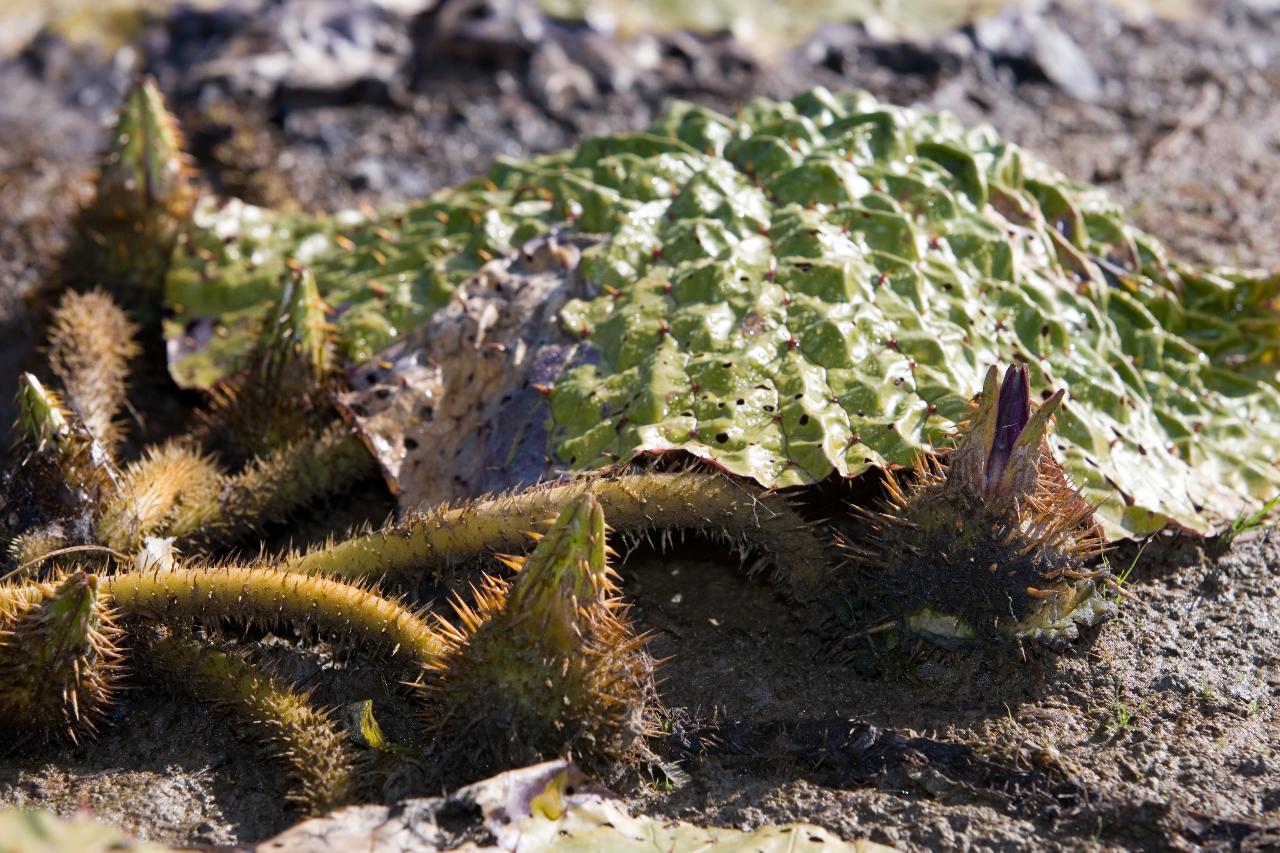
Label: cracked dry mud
xmin=2 ymin=2 xmax=1280 ymax=850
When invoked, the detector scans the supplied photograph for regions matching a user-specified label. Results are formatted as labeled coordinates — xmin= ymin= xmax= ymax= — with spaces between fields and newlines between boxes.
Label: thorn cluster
xmin=846 ymin=365 xmax=1113 ymax=648
xmin=72 ymin=75 xmax=195 ymax=322
xmin=0 ymin=571 xmax=124 ymax=742
xmin=418 ymin=494 xmax=658 ymax=777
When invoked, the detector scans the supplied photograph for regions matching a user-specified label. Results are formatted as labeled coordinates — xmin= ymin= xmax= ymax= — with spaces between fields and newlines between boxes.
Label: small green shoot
xmin=1108 ymin=539 xmax=1150 ymax=605
xmin=1223 ymin=494 xmax=1280 ymax=545
xmin=1108 ymin=686 xmax=1138 ymax=736
xmin=1112 ymin=702 xmax=1133 ymax=732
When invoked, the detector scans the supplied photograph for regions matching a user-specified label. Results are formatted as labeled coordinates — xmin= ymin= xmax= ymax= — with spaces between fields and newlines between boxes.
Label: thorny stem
xmin=283 ymin=470 xmax=829 ymax=599
xmin=139 ymin=630 xmax=361 ymax=814
xmin=96 ymin=424 xmax=376 ymax=556
xmin=102 ymin=567 xmax=445 ymax=667
xmin=46 ymin=289 xmax=140 ymax=453
xmin=182 ymin=423 xmax=376 ymax=550
xmin=183 ymin=422 xmax=376 ymax=548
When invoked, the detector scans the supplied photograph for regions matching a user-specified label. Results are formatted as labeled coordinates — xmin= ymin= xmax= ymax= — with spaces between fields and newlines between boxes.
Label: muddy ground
xmin=1 ymin=0 xmax=1279 ymax=849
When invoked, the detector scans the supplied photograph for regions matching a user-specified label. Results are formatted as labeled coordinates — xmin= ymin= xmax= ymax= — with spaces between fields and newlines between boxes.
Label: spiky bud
xmin=848 ymin=364 xmax=1113 ymax=649
xmin=259 ymin=265 xmax=335 ymax=391
xmin=46 ymin=289 xmax=140 ymax=452
xmin=198 ymin=265 xmax=338 ymax=459
xmin=0 ymin=571 xmax=124 ymax=741
xmin=75 ymin=76 xmax=194 ymax=321
xmin=420 ymin=494 xmax=656 ymax=777
xmin=95 ymin=440 xmax=223 ymax=555
xmin=17 ymin=373 xmax=73 ymax=454
xmin=14 ymin=373 xmax=117 ymax=502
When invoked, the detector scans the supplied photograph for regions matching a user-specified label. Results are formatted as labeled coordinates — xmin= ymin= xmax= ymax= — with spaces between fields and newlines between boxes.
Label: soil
xmin=1 ymin=0 xmax=1279 ymax=850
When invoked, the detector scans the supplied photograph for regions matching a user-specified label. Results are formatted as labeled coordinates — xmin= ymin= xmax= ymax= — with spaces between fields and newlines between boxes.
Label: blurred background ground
xmin=1 ymin=0 xmax=1278 ymax=849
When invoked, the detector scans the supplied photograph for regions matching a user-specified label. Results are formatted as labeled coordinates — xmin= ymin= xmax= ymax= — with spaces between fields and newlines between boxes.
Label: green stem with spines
xmin=102 ymin=567 xmax=444 ymax=667
xmin=96 ymin=441 xmax=223 ymax=556
xmin=46 ymin=289 xmax=140 ymax=453
xmin=95 ymin=423 xmax=374 ymax=556
xmin=139 ymin=631 xmax=361 ymax=814
xmin=178 ymin=422 xmax=376 ymax=551
xmin=284 ymin=470 xmax=828 ymax=598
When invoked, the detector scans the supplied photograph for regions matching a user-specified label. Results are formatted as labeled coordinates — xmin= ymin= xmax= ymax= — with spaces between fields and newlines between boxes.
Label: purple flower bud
xmin=983 ymin=364 xmax=1030 ymax=496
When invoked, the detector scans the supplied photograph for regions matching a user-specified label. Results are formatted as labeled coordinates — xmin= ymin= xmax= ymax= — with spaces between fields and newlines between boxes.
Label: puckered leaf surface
xmin=165 ymin=88 xmax=1280 ymax=538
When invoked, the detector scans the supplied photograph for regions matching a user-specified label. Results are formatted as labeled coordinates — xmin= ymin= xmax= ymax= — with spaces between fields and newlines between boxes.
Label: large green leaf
xmin=166 ymin=89 xmax=1280 ymax=537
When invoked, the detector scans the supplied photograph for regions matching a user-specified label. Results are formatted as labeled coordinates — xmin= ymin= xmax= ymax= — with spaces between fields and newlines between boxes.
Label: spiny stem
xmin=102 ymin=566 xmax=444 ymax=667
xmin=181 ymin=422 xmax=376 ymax=551
xmin=46 ymin=289 xmax=140 ymax=453
xmin=139 ymin=631 xmax=361 ymax=814
xmin=96 ymin=441 xmax=223 ymax=556
xmin=96 ymin=424 xmax=375 ymax=555
xmin=284 ymin=470 xmax=829 ymax=598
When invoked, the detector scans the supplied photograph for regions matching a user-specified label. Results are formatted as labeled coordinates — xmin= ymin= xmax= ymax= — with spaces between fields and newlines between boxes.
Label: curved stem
xmin=285 ymin=470 xmax=829 ymax=599
xmin=97 ymin=423 xmax=376 ymax=556
xmin=178 ymin=423 xmax=376 ymax=551
xmin=103 ymin=567 xmax=444 ymax=667
xmin=139 ymin=631 xmax=361 ymax=814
